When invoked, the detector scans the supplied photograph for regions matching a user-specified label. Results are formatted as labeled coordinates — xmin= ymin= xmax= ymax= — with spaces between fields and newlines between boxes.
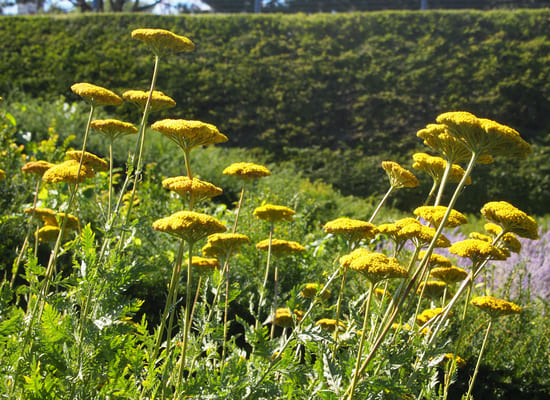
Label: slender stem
xmin=465 ymin=319 xmax=493 ymax=400
xmin=423 ymin=180 xmax=438 ymax=207
xmin=256 ymin=222 xmax=274 ymax=330
xmin=270 ymin=262 xmax=279 ymax=340
xmin=332 ymin=265 xmax=347 ymax=358
xmin=232 ymin=183 xmax=246 ymax=233
xmin=221 ymin=256 xmax=231 ymax=362
xmin=369 ymin=186 xmax=394 ymax=224
xmin=434 ymin=160 xmax=453 ymax=207
xmin=107 ymin=140 xmax=114 ymax=222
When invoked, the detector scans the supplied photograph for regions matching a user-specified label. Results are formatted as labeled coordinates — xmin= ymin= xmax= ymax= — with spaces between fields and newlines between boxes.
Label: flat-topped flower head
xmin=256 ymin=239 xmax=305 ymax=257
xmin=66 ymin=150 xmax=109 ymax=172
xmin=416 ymin=307 xmax=446 ymax=325
xmin=188 ymin=256 xmax=220 ymax=275
xmin=151 ymin=119 xmax=228 ymax=153
xmin=201 ymin=232 xmax=250 ymax=258
xmin=484 ymin=223 xmax=522 ymax=253
xmin=253 ymin=204 xmax=295 ymax=222
xmin=417 ymin=124 xmax=473 ymax=164
xmin=43 ymin=160 xmax=95 ymax=184
xmin=400 ymin=222 xmax=451 ymax=248
xmin=131 ymin=28 xmax=195 ymax=55
xmin=324 ymin=217 xmax=379 ymax=244
xmin=436 ymin=111 xmax=532 ymax=158
xmin=122 ymin=90 xmax=176 ymax=112
xmin=348 ymin=251 xmax=408 ymax=284
xmin=273 ymin=308 xmax=303 ymax=328
xmin=412 ymin=152 xmax=472 ymax=185
xmin=417 ymin=280 xmax=447 ymax=299
xmin=444 ymin=353 xmax=467 ymax=368
xmin=449 ymin=239 xmax=508 ymax=264
xmin=301 ymin=283 xmax=330 ymax=300
xmin=481 ymin=201 xmax=538 ymax=240
xmin=21 ymin=160 xmax=54 ymax=177
xmin=90 ymin=119 xmax=138 ymax=141
xmin=469 ymin=231 xmax=493 ymax=243
xmin=382 ymin=161 xmax=419 ymax=189
xmin=162 ymin=176 xmax=223 ymax=204
xmin=430 ymin=266 xmax=468 ymax=284
xmin=418 ymin=251 xmax=452 ymax=268
xmin=71 ymin=83 xmax=122 ymax=106
xmin=152 ymin=211 xmax=226 ymax=243
xmin=316 ymin=318 xmax=345 ymax=333
xmin=339 ymin=248 xmax=371 ymax=268
xmin=36 ymin=225 xmax=61 ymax=243
xmin=24 ymin=207 xmax=57 ymax=225
xmin=471 ymin=296 xmax=521 ymax=319
xmin=414 ymin=206 xmax=468 ymax=228
xmin=223 ymin=162 xmax=271 ymax=179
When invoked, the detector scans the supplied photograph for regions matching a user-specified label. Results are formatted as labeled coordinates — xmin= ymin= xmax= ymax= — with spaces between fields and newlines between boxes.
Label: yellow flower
xmin=418 ymin=251 xmax=452 ymax=268
xmin=301 ymin=283 xmax=330 ymax=300
xmin=131 ymin=28 xmax=195 ymax=54
xmin=253 ymin=204 xmax=295 ymax=222
xmin=381 ymin=161 xmax=419 ymax=189
xmin=90 ymin=119 xmax=138 ymax=141
xmin=0 ymin=169 xmax=5 ymax=180
xmin=24 ymin=207 xmax=57 ymax=225
xmin=42 ymin=160 xmax=95 ymax=184
xmin=201 ymin=233 xmax=250 ymax=258
xmin=323 ymin=217 xmax=379 ymax=243
xmin=417 ymin=280 xmax=447 ymax=299
xmin=70 ymin=83 xmax=122 ymax=106
xmin=412 ymin=152 xmax=471 ymax=185
xmin=444 ymin=353 xmax=467 ymax=368
xmin=188 ymin=256 xmax=220 ymax=274
xmin=316 ymin=318 xmax=345 ymax=333
xmin=65 ymin=150 xmax=109 ymax=172
xmin=151 ymin=119 xmax=228 ymax=153
xmin=339 ymin=248 xmax=371 ymax=268
xmin=430 ymin=266 xmax=468 ymax=284
xmin=162 ymin=176 xmax=223 ymax=203
xmin=374 ymin=287 xmax=392 ymax=301
xmin=414 ymin=206 xmax=468 ymax=228
xmin=481 ymin=201 xmax=538 ymax=240
xmin=35 ymin=225 xmax=61 ymax=243
xmin=469 ymin=231 xmax=492 ymax=243
xmin=274 ymin=308 xmax=302 ymax=328
xmin=471 ymin=296 xmax=522 ymax=318
xmin=399 ymin=221 xmax=451 ymax=248
xmin=255 ymin=239 xmax=305 ymax=256
xmin=122 ymin=90 xmax=176 ymax=112
xmin=416 ymin=307 xmax=446 ymax=325
xmin=222 ymin=162 xmax=271 ymax=179
xmin=21 ymin=160 xmax=54 ymax=177
xmin=348 ymin=251 xmax=408 ymax=284
xmin=448 ymin=239 xmax=508 ymax=263
xmin=152 ymin=211 xmax=226 ymax=243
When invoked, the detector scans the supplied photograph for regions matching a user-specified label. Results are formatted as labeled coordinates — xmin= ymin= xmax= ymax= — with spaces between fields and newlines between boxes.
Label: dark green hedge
xmin=1 ymin=11 xmax=550 ymax=213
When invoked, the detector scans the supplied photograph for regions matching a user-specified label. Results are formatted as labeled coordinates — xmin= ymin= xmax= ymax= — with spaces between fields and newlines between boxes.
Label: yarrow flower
xmin=414 ymin=206 xmax=468 ymax=228
xmin=253 ymin=204 xmax=295 ymax=222
xmin=382 ymin=161 xmax=419 ymax=189
xmin=484 ymin=223 xmax=522 ymax=254
xmin=301 ymin=283 xmax=330 ymax=300
xmin=152 ymin=211 xmax=226 ymax=243
xmin=416 ymin=307 xmax=446 ymax=325
xmin=188 ymin=256 xmax=220 ymax=274
xmin=448 ymin=239 xmax=508 ymax=264
xmin=131 ymin=28 xmax=195 ymax=55
xmin=273 ymin=308 xmax=303 ymax=328
xmin=471 ymin=295 xmax=522 ymax=319
xmin=444 ymin=353 xmax=467 ymax=368
xmin=418 ymin=251 xmax=452 ymax=268
xmin=35 ymin=225 xmax=61 ymax=243
xmin=430 ymin=266 xmax=468 ymax=284
xmin=412 ymin=152 xmax=471 ymax=185
xmin=417 ymin=280 xmax=447 ymax=299
xmin=0 ymin=169 xmax=5 ymax=180
xmin=201 ymin=232 xmax=250 ymax=258
xmin=162 ymin=176 xmax=223 ymax=204
xmin=397 ymin=219 xmax=451 ymax=248
xmin=21 ymin=160 xmax=54 ymax=176
xmin=151 ymin=119 xmax=228 ymax=153
xmin=122 ymin=90 xmax=176 ymax=112
xmin=222 ymin=162 xmax=271 ymax=179
xmin=256 ymin=239 xmax=305 ymax=256
xmin=66 ymin=150 xmax=109 ymax=172
xmin=316 ymin=318 xmax=345 ymax=333
xmin=348 ymin=251 xmax=408 ymax=284
xmin=42 ymin=160 xmax=95 ymax=184
xmin=481 ymin=201 xmax=539 ymax=240
xmin=90 ymin=119 xmax=138 ymax=141
xmin=70 ymin=83 xmax=122 ymax=106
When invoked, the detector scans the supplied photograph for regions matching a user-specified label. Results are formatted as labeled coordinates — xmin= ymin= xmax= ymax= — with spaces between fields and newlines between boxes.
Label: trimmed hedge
xmin=1 ymin=11 xmax=550 ymax=213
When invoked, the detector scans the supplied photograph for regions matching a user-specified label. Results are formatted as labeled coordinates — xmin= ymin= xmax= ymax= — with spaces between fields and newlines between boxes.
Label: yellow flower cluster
xmin=399 ymin=220 xmax=451 ymax=248
xmin=71 ymin=83 xmax=122 ymax=106
xmin=36 ymin=225 xmax=61 ymax=243
xmin=414 ymin=206 xmax=468 ymax=228
xmin=471 ymin=295 xmax=522 ymax=318
xmin=131 ymin=28 xmax=195 ymax=54
xmin=66 ymin=150 xmax=109 ymax=172
xmin=412 ymin=152 xmax=471 ymax=184
xmin=448 ymin=239 xmax=508 ymax=263
xmin=151 ymin=119 xmax=228 ymax=153
xmin=418 ymin=251 xmax=452 ymax=268
xmin=417 ymin=124 xmax=473 ymax=164
xmin=300 ymin=283 xmax=330 ymax=300
xmin=316 ymin=318 xmax=345 ymax=333
xmin=381 ymin=161 xmax=419 ymax=189
xmin=21 ymin=160 xmax=54 ymax=177
xmin=122 ymin=90 xmax=176 ymax=112
xmin=416 ymin=307 xmax=446 ymax=325
xmin=255 ymin=239 xmax=305 ymax=256
xmin=188 ymin=256 xmax=220 ymax=274
xmin=484 ymin=223 xmax=522 ymax=253
xmin=162 ymin=176 xmax=223 ymax=203
xmin=152 ymin=211 xmax=226 ymax=243
xmin=417 ymin=280 xmax=447 ymax=299
xmin=273 ymin=308 xmax=303 ymax=328
xmin=444 ymin=353 xmax=467 ymax=368
xmin=253 ymin=204 xmax=295 ymax=222
xmin=90 ymin=119 xmax=138 ymax=141
xmin=222 ymin=162 xmax=271 ymax=179
xmin=0 ymin=169 xmax=5 ymax=180
xmin=430 ymin=266 xmax=468 ymax=284
xmin=481 ymin=201 xmax=538 ymax=240
xmin=323 ymin=217 xmax=379 ymax=243
xmin=347 ymin=251 xmax=408 ymax=284
xmin=201 ymin=233 xmax=250 ymax=258
xmin=42 ymin=160 xmax=95 ymax=184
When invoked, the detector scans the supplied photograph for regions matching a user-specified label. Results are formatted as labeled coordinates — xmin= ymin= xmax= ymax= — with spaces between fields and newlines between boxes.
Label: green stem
xmin=423 ymin=180 xmax=438 ymax=207
xmin=256 ymin=222 xmax=274 ymax=330
xmin=332 ymin=265 xmax=348 ymax=357
xmin=465 ymin=319 xmax=493 ymax=400
xmin=434 ymin=160 xmax=453 ymax=207
xmin=369 ymin=186 xmax=394 ymax=224
xmin=232 ymin=183 xmax=246 ymax=233
xmin=270 ymin=262 xmax=279 ymax=340
xmin=107 ymin=139 xmax=114 ymax=222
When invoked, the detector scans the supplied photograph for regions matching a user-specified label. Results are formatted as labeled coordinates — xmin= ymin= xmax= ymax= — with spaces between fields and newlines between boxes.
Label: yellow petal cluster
xmin=222 ymin=162 xmax=271 ymax=179
xmin=201 ymin=233 xmax=250 ymax=258
xmin=414 ymin=206 xmax=468 ymax=228
xmin=418 ymin=251 xmax=452 ymax=268
xmin=24 ymin=207 xmax=57 ymax=225
xmin=0 ymin=169 xmax=5 ymax=180
xmin=253 ymin=204 xmax=295 ymax=222
xmin=66 ymin=150 xmax=109 ymax=172
xmin=255 ymin=239 xmax=305 ymax=256
xmin=21 ymin=160 xmax=54 ymax=176
xmin=42 ymin=160 xmax=95 ymax=184
xmin=162 ymin=176 xmax=223 ymax=203
xmin=417 ymin=280 xmax=447 ymax=299
xmin=323 ymin=217 xmax=379 ymax=243
xmin=417 ymin=124 xmax=472 ymax=164
xmin=151 ymin=119 xmax=228 ymax=153
xmin=416 ymin=307 xmax=446 ymax=325
xmin=471 ymin=295 xmax=522 ymax=318
xmin=448 ymin=239 xmax=508 ymax=263
xmin=90 ymin=119 xmax=138 ymax=141
xmin=430 ymin=266 xmax=468 ymax=284
xmin=412 ymin=152 xmax=471 ymax=185
xmin=189 ymin=256 xmax=220 ymax=274
xmin=36 ymin=225 xmax=61 ymax=243
xmin=316 ymin=318 xmax=345 ymax=333
xmin=131 ymin=28 xmax=195 ymax=54
xmin=274 ymin=308 xmax=302 ymax=328
xmin=382 ymin=161 xmax=419 ymax=189
xmin=122 ymin=90 xmax=176 ymax=112
xmin=348 ymin=251 xmax=408 ymax=284
xmin=481 ymin=201 xmax=538 ymax=240
xmin=399 ymin=221 xmax=451 ymax=248
xmin=339 ymin=248 xmax=371 ymax=268
xmin=444 ymin=353 xmax=466 ymax=368
xmin=70 ymin=83 xmax=122 ymax=106
xmin=152 ymin=211 xmax=226 ymax=243
xmin=301 ymin=283 xmax=330 ymax=300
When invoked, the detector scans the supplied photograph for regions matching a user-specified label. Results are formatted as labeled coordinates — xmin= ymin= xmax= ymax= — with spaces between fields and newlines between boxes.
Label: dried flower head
xmin=414 ymin=206 xmax=468 ymax=228
xmin=151 ymin=119 xmax=228 ymax=153
xmin=301 ymin=283 xmax=330 ymax=300
xmin=70 ymin=83 xmax=122 ymax=106
xmin=348 ymin=251 xmax=408 ymax=284
xmin=202 ymin=233 xmax=250 ymax=258
xmin=90 ymin=119 xmax=138 ymax=141
xmin=382 ymin=161 xmax=419 ymax=189
xmin=21 ymin=160 xmax=54 ymax=177
xmin=449 ymin=239 xmax=508 ymax=263
xmin=152 ymin=211 xmax=226 ymax=243
xmin=222 ymin=162 xmax=271 ymax=179
xmin=122 ymin=90 xmax=176 ymax=112
xmin=188 ymin=256 xmax=220 ymax=274
xmin=412 ymin=152 xmax=471 ymax=185
xmin=316 ymin=318 xmax=345 ymax=333
xmin=481 ymin=201 xmax=539 ymax=240
xmin=324 ymin=217 xmax=379 ymax=244
xmin=162 ymin=176 xmax=223 ymax=204
xmin=256 ymin=239 xmax=305 ymax=256
xmin=42 ymin=160 xmax=95 ymax=184
xmin=253 ymin=204 xmax=295 ymax=222
xmin=471 ymin=295 xmax=522 ymax=318
xmin=430 ymin=266 xmax=468 ymax=284
xmin=131 ymin=28 xmax=195 ymax=54
xmin=66 ymin=150 xmax=109 ymax=172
